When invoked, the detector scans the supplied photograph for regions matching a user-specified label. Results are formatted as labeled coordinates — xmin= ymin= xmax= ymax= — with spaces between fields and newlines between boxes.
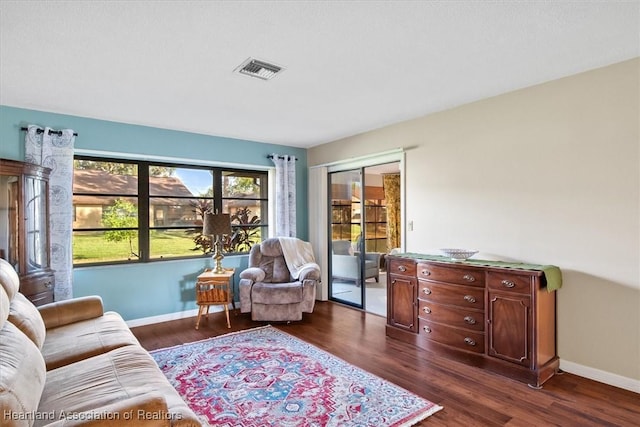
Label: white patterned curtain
xmin=25 ymin=125 xmax=75 ymax=301
xmin=270 ymin=154 xmax=297 ymax=237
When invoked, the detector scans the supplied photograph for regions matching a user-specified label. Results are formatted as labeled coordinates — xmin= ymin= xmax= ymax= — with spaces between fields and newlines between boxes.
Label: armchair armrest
xmin=364 ymin=252 xmax=381 ymax=262
xmin=298 ymin=263 xmax=320 ymax=281
xmin=239 ymin=267 xmax=266 ymax=282
xmin=38 ymin=296 xmax=105 ymax=330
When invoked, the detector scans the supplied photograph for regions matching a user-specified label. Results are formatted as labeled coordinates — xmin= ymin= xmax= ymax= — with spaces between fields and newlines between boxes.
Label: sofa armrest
xmin=38 ymin=296 xmax=105 ymax=330
xmin=44 ymin=393 xmax=173 ymax=426
xmin=239 ymin=267 xmax=266 ymax=282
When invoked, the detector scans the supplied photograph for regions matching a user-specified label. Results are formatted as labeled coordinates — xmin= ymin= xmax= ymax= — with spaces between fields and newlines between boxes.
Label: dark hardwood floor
xmin=131 ymin=301 xmax=639 ymax=426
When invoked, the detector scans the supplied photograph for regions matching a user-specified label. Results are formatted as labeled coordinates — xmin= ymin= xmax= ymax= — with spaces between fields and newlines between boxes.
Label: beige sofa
xmin=0 ymin=258 xmax=201 ymax=427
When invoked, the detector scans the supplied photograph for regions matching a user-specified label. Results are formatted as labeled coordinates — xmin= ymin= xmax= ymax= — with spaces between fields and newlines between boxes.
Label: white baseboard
xmin=560 ymin=360 xmax=640 ymax=393
xmin=126 ymin=307 xmax=222 ymax=328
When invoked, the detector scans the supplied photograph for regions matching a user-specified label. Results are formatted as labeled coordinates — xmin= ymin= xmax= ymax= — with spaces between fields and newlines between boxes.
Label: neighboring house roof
xmin=73 ymin=170 xmax=196 ymax=205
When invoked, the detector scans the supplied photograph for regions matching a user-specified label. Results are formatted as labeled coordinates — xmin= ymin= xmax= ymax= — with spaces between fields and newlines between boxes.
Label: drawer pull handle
xmin=423 ymin=288 xmax=432 ymax=295
xmin=463 ymin=295 xmax=476 ymax=303
xmin=501 ymin=280 xmax=515 ymax=288
xmin=398 ymin=265 xmax=407 ymax=272
xmin=44 ymin=281 xmax=53 ymax=288
xmin=463 ymin=274 xmax=475 ymax=282
xmin=423 ymin=307 xmax=431 ymax=314
xmin=464 ymin=337 xmax=476 ymax=346
xmin=421 ymin=270 xmax=430 ymax=276
xmin=464 ymin=316 xmax=476 ymax=325
xmin=423 ymin=326 xmax=431 ymax=333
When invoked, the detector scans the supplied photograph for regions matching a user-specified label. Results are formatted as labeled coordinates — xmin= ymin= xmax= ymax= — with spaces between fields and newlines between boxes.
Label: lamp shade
xmin=202 ymin=212 xmax=232 ymax=236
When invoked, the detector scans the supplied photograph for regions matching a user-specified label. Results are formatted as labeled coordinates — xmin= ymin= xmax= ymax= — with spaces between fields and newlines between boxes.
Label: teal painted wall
xmin=0 ymin=105 xmax=309 ymax=320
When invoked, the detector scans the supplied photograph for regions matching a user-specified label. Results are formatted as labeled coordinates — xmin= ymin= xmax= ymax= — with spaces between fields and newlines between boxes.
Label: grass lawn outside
xmin=73 ymin=230 xmax=201 ymax=264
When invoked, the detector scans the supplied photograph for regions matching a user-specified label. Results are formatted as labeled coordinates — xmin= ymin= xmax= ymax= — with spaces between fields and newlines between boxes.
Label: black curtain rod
xmin=267 ymin=155 xmax=298 ymax=161
xmin=20 ymin=127 xmax=78 ymax=137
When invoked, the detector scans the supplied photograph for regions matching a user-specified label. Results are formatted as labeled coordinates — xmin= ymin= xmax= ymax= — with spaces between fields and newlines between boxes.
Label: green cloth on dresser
xmin=399 ymin=253 xmax=563 ymax=292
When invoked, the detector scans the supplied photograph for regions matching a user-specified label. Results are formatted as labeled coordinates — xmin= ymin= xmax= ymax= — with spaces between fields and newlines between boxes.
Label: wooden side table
xmin=195 ymin=268 xmax=235 ymax=329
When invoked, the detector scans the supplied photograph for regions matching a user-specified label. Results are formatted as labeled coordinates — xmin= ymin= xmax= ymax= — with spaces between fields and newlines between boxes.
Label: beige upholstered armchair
xmin=239 ymin=237 xmax=319 ymax=322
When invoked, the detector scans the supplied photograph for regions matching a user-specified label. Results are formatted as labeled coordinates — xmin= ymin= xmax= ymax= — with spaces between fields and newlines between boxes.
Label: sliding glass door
xmin=328 ymin=169 xmax=365 ymax=309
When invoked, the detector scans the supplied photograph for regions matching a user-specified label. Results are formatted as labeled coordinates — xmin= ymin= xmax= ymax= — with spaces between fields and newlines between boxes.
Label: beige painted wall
xmin=308 ymin=58 xmax=640 ymax=382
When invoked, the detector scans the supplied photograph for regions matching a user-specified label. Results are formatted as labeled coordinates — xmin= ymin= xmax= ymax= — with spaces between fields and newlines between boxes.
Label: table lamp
xmin=202 ymin=212 xmax=232 ymax=274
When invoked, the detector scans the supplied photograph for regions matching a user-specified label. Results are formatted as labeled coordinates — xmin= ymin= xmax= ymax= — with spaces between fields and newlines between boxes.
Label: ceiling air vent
xmin=235 ymin=58 xmax=283 ymax=81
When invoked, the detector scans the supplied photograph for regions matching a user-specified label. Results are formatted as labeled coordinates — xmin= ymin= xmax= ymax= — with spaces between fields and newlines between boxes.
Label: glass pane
xmin=25 ymin=177 xmax=48 ymax=271
xmin=149 ymin=228 xmax=202 ymax=259
xmin=73 ymin=230 xmax=139 ymax=264
xmin=223 ymin=199 xmax=265 ymax=226
xmin=74 ymin=160 xmax=138 ymax=195
xmin=150 ymin=197 xmax=209 ymax=227
xmin=1 ymin=176 xmax=19 ymax=270
xmin=365 ymin=206 xmax=378 ymax=223
xmin=222 ymin=171 xmax=265 ymax=198
xmin=329 ymin=169 xmax=363 ymax=308
xmin=228 ymin=225 xmax=264 ymax=254
xmin=73 ymin=196 xmax=138 ymax=229
xmin=150 ymin=167 xmax=213 ymax=197
xmin=219 ymin=199 xmax=264 ymax=254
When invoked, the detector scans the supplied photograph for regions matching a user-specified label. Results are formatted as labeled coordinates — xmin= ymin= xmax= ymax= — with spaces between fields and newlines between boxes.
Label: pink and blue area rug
xmin=151 ymin=326 xmax=442 ymax=426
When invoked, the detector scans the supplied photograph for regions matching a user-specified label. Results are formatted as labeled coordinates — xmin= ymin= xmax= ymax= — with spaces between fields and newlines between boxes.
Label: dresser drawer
xmin=419 ymin=319 xmax=485 ymax=354
xmin=28 ymin=291 xmax=54 ymax=306
xmin=418 ymin=300 xmax=484 ymax=332
xmin=487 ymin=271 xmax=533 ymax=294
xmin=417 ymin=263 xmax=485 ymax=287
xmin=20 ymin=273 xmax=55 ymax=297
xmin=418 ymin=281 xmax=485 ymax=310
xmin=388 ymin=258 xmax=416 ymax=277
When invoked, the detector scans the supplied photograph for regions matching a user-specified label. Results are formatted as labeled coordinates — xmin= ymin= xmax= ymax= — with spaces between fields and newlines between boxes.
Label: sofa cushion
xmin=251 ymin=282 xmax=303 ymax=304
xmin=8 ymin=292 xmax=46 ymax=349
xmin=0 ymin=258 xmax=19 ymax=301
xmin=37 ymin=345 xmax=201 ymax=427
xmin=0 ymin=283 xmax=9 ymax=330
xmin=41 ymin=311 xmax=140 ymax=370
xmin=0 ymin=321 xmax=47 ymax=424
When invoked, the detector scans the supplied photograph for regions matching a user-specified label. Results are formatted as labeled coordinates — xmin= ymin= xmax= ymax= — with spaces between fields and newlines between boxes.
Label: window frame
xmin=72 ymin=155 xmax=269 ymax=267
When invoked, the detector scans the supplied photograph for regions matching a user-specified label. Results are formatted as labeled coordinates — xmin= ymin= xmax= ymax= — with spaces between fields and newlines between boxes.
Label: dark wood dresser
xmin=0 ymin=158 xmax=55 ymax=305
xmin=386 ymin=254 xmax=560 ymax=388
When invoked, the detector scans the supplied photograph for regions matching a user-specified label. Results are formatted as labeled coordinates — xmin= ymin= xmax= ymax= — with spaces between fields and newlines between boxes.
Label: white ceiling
xmin=1 ymin=1 xmax=638 ymax=148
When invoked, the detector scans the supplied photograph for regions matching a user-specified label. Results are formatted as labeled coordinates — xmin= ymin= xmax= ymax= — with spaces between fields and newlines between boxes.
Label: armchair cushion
xmin=239 ymin=267 xmax=266 ymax=282
xmin=332 ymin=240 xmax=354 ymax=256
xmin=251 ymin=282 xmax=303 ymax=305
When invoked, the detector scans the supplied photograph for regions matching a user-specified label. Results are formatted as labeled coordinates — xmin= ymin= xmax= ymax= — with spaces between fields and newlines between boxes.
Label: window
xmin=73 ymin=156 xmax=268 ymax=266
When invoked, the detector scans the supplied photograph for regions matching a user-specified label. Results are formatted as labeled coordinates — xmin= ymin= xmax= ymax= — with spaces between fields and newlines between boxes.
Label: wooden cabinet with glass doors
xmin=0 ymin=158 xmax=54 ymax=305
